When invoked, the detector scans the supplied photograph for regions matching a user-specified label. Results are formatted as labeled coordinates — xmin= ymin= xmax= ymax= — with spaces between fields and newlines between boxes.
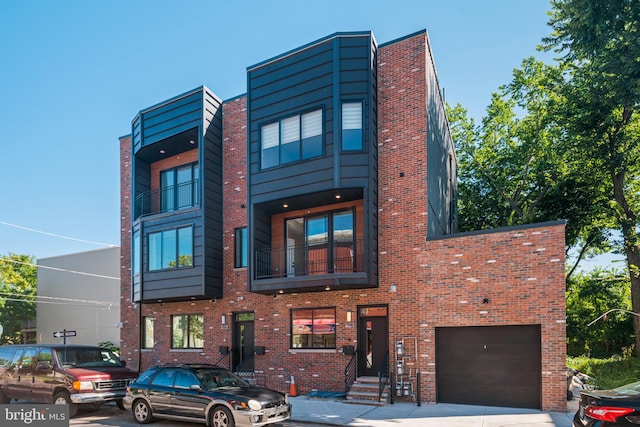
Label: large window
xmin=172 ymin=314 xmax=204 ymax=349
xmin=234 ymin=227 xmax=248 ymax=268
xmin=341 ymin=102 xmax=363 ymax=151
xmin=291 ymin=307 xmax=336 ymax=349
xmin=160 ymin=162 xmax=199 ymax=212
xmin=286 ymin=209 xmax=355 ymax=276
xmin=261 ymin=109 xmax=323 ymax=169
xmin=148 ymin=226 xmax=193 ymax=271
xmin=143 ymin=317 xmax=155 ymax=349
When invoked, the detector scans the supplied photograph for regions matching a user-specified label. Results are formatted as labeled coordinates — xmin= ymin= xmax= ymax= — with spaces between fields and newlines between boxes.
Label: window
xmin=160 ymin=163 xmax=199 ymax=212
xmin=286 ymin=209 xmax=355 ymax=276
xmin=143 ymin=317 xmax=155 ymax=349
xmin=342 ymin=102 xmax=363 ymax=151
xmin=234 ymin=227 xmax=248 ymax=268
xmin=172 ymin=314 xmax=204 ymax=349
xmin=133 ymin=230 xmax=140 ymax=276
xmin=260 ymin=109 xmax=323 ymax=168
xmin=151 ymin=368 xmax=177 ymax=387
xmin=148 ymin=226 xmax=193 ymax=271
xmin=291 ymin=307 xmax=336 ymax=349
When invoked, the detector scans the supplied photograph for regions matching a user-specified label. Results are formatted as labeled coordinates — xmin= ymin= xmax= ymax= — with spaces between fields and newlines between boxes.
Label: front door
xmin=232 ymin=312 xmax=255 ymax=372
xmin=357 ymin=306 xmax=389 ymax=377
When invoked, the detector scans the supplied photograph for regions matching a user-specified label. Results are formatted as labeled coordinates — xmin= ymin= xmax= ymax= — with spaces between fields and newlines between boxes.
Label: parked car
xmin=123 ymin=363 xmax=291 ymax=426
xmin=0 ymin=344 xmax=138 ymax=417
xmin=574 ymin=380 xmax=640 ymax=426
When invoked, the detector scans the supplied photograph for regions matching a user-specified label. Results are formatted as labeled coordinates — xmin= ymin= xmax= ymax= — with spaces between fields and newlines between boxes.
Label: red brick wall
xmin=119 ymin=31 xmax=566 ymax=411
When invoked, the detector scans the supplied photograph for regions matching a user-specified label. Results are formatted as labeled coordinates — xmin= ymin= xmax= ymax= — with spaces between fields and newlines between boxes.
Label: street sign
xmin=53 ymin=330 xmax=76 ymax=338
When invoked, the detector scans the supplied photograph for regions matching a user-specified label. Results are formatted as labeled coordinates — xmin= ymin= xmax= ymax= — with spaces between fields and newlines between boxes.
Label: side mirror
xmin=190 ymin=384 xmax=202 ymax=391
xmin=120 ymin=360 xmax=127 ymax=367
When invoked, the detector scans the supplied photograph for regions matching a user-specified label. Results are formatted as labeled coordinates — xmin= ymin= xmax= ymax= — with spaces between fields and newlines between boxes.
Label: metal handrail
xmin=378 ymin=353 xmax=390 ymax=402
xmin=255 ymin=239 xmax=365 ymax=280
xmin=214 ymin=352 xmax=231 ymax=371
xmin=344 ymin=349 xmax=358 ymax=394
xmin=134 ymin=179 xmax=199 ymax=218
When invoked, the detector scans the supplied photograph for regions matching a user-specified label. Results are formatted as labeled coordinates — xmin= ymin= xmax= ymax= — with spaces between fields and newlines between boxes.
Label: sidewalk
xmin=288 ymin=396 xmax=577 ymax=427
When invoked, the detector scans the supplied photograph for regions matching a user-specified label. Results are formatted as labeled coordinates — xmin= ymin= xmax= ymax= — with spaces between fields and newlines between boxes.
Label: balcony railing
xmin=254 ymin=239 xmax=364 ymax=280
xmin=134 ymin=180 xmax=199 ymax=218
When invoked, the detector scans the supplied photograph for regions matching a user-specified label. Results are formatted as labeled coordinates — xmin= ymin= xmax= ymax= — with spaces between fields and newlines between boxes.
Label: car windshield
xmin=195 ymin=368 xmax=250 ymax=390
xmin=613 ymin=381 xmax=640 ymax=395
xmin=56 ymin=348 xmax=122 ymax=368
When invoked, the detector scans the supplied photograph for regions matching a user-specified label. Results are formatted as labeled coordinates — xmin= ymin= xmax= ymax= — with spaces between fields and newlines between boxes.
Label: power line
xmin=0 ymin=220 xmax=116 ymax=248
xmin=0 ymin=258 xmax=119 ymax=281
xmin=0 ymin=291 xmax=118 ymax=308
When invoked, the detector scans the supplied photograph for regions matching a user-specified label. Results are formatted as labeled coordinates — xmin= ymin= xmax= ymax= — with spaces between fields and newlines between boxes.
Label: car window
xmin=38 ymin=349 xmax=52 ymax=363
xmin=174 ymin=370 xmax=200 ymax=389
xmin=196 ymin=368 xmax=249 ymax=389
xmin=614 ymin=381 xmax=640 ymax=395
xmin=135 ymin=367 xmax=160 ymax=385
xmin=55 ymin=347 xmax=122 ymax=368
xmin=151 ymin=369 xmax=176 ymax=387
xmin=0 ymin=348 xmax=16 ymax=367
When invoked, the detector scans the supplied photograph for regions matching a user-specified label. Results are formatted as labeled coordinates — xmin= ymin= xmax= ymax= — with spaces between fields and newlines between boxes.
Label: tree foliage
xmin=543 ymin=0 xmax=640 ymax=354
xmin=566 ymin=269 xmax=633 ymax=357
xmin=0 ymin=253 xmax=37 ymax=344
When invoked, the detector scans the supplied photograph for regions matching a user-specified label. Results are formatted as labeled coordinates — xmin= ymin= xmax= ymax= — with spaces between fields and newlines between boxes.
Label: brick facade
xmin=119 ymin=31 xmax=566 ymax=411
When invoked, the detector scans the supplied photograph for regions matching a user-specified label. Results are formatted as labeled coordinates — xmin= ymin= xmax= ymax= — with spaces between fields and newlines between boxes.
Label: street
xmin=69 ymin=402 xmax=325 ymax=427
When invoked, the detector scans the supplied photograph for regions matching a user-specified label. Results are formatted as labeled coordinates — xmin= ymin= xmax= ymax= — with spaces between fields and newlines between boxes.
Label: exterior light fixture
xmin=325 ymin=286 xmax=331 ymax=291
xmin=221 ymin=315 xmax=226 ymax=325
xmin=159 ymin=149 xmax=166 ymax=154
xmin=335 ymin=194 xmax=341 ymax=199
xmin=346 ymin=311 xmax=353 ymax=322
xmin=283 ymin=202 xmax=289 ymax=208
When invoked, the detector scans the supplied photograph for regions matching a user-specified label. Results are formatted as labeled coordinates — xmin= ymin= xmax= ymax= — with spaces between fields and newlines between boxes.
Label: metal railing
xmin=378 ymin=353 xmax=390 ymax=402
xmin=255 ymin=239 xmax=364 ymax=280
xmin=344 ymin=350 xmax=358 ymax=394
xmin=134 ymin=180 xmax=199 ymax=218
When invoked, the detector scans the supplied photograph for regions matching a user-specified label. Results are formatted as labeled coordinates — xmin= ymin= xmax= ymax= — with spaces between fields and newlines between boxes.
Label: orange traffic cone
xmin=289 ymin=375 xmax=298 ymax=397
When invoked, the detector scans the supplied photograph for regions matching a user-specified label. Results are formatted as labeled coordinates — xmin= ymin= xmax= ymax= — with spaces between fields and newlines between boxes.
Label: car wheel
xmin=53 ymin=391 xmax=78 ymax=418
xmin=132 ymin=399 xmax=154 ymax=424
xmin=115 ymin=399 xmax=125 ymax=410
xmin=210 ymin=406 xmax=235 ymax=427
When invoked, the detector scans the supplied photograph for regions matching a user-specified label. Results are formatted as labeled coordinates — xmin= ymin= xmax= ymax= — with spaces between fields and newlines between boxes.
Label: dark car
xmin=123 ymin=364 xmax=291 ymax=427
xmin=574 ymin=380 xmax=640 ymax=426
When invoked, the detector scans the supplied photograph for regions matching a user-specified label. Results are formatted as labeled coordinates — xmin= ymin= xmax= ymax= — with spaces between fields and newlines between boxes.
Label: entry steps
xmin=345 ymin=376 xmax=390 ymax=406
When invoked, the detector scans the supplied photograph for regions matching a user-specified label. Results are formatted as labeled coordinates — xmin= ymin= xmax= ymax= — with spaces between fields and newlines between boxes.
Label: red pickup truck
xmin=0 ymin=344 xmax=138 ymax=417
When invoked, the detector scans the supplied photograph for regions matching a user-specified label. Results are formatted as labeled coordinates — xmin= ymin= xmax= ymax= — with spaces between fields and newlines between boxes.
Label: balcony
xmin=134 ymin=180 xmax=199 ymax=219
xmin=254 ymin=239 xmax=365 ymax=280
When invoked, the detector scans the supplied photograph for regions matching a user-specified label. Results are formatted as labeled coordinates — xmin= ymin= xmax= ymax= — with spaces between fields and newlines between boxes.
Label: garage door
xmin=436 ymin=325 xmax=541 ymax=409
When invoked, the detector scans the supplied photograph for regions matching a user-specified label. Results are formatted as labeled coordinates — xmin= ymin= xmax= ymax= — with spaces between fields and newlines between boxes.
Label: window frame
xmin=290 ymin=307 xmax=336 ymax=349
xmin=260 ymin=108 xmax=324 ymax=169
xmin=147 ymin=225 xmax=194 ymax=272
xmin=142 ymin=317 xmax=155 ymax=349
xmin=341 ymin=101 xmax=364 ymax=151
xmin=234 ymin=227 xmax=248 ymax=268
xmin=159 ymin=162 xmax=199 ymax=212
xmin=171 ymin=313 xmax=204 ymax=350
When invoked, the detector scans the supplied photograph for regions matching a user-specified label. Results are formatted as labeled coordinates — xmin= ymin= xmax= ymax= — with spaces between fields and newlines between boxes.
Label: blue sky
xmin=0 ymin=0 xmax=554 ymax=260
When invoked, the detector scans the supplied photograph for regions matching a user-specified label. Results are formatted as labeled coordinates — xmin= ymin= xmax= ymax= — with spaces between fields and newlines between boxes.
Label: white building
xmin=36 ymin=247 xmax=120 ymax=345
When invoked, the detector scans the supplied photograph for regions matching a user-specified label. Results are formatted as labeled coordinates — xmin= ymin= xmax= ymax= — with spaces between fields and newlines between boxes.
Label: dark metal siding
xmin=202 ymin=89 xmax=224 ymax=298
xmin=247 ymin=32 xmax=378 ymax=293
xmin=139 ymin=91 xmax=203 ymax=148
xmin=131 ymin=87 xmax=224 ymax=302
xmin=436 ymin=325 xmax=542 ymax=409
xmin=139 ymin=211 xmax=205 ymax=301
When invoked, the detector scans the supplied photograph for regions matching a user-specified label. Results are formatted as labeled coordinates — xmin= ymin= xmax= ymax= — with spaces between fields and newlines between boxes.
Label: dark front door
xmin=233 ymin=312 xmax=255 ymax=372
xmin=357 ymin=306 xmax=389 ymax=377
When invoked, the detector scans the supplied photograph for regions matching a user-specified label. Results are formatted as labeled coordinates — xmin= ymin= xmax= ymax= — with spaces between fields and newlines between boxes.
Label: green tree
xmin=543 ymin=0 xmax=640 ymax=354
xmin=448 ymin=57 xmax=608 ymax=275
xmin=0 ymin=253 xmax=37 ymax=344
xmin=566 ymin=269 xmax=633 ymax=357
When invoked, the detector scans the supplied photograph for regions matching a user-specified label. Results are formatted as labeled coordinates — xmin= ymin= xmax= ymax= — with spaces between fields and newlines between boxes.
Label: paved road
xmin=70 ymin=402 xmax=321 ymax=427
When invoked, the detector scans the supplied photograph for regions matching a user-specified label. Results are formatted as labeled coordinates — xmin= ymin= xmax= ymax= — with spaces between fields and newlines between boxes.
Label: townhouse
xmin=119 ymin=29 xmax=567 ymax=411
